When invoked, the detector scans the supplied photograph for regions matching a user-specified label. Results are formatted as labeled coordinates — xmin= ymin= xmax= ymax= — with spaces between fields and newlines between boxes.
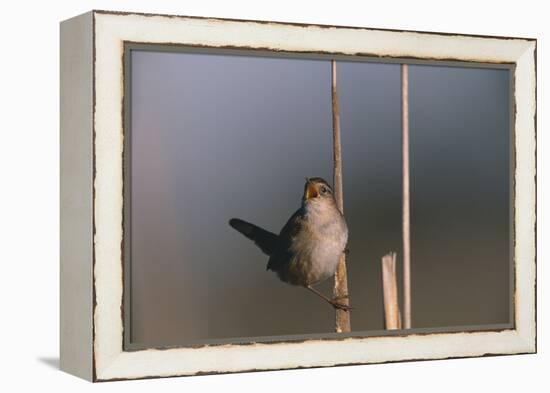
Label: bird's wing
xmin=266 ymin=208 xmax=306 ymax=271
xmin=278 ymin=207 xmax=306 ymax=243
xmin=229 ymin=218 xmax=280 ymax=256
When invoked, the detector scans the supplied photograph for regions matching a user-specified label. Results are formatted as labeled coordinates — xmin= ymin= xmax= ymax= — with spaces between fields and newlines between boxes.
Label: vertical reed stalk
xmin=331 ymin=60 xmax=351 ymax=333
xmin=401 ymin=64 xmax=412 ymax=329
xmin=381 ymin=252 xmax=402 ymax=330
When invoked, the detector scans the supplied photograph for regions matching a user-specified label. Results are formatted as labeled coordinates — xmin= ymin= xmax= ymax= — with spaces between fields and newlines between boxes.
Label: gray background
xmin=129 ymin=49 xmax=510 ymax=346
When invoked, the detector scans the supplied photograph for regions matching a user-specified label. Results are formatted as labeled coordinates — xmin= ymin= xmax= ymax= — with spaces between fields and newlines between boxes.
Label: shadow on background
xmin=37 ymin=357 xmax=59 ymax=370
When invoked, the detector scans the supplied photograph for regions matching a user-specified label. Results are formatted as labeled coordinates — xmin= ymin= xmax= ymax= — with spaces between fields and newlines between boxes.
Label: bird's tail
xmin=228 ymin=218 xmax=279 ymax=256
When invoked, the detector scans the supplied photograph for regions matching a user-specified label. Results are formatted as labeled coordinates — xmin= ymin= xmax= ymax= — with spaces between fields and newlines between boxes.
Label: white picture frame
xmin=60 ymin=10 xmax=536 ymax=382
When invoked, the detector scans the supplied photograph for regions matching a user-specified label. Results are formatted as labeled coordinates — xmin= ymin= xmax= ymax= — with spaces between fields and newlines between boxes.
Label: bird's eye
xmin=320 ymin=186 xmax=328 ymax=194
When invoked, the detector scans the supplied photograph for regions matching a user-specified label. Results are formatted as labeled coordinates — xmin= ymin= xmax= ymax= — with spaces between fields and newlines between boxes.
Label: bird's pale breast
xmin=282 ymin=203 xmax=348 ymax=286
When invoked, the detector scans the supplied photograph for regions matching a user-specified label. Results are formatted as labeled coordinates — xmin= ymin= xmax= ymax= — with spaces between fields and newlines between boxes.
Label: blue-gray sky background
xmin=129 ymin=50 xmax=510 ymax=346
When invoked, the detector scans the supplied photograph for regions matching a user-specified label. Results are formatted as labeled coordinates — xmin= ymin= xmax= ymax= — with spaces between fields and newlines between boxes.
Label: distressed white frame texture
xmin=63 ymin=10 xmax=537 ymax=381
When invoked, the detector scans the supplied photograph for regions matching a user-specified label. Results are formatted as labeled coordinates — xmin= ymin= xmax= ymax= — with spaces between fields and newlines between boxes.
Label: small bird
xmin=229 ymin=177 xmax=350 ymax=310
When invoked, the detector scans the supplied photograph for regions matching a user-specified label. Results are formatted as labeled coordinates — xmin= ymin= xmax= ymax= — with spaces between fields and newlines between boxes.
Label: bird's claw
xmin=330 ymin=297 xmax=353 ymax=311
xmin=331 ymin=302 xmax=353 ymax=311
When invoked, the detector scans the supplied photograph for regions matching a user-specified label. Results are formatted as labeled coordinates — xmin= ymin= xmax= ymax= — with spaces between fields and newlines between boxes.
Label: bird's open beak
xmin=304 ymin=181 xmax=318 ymax=200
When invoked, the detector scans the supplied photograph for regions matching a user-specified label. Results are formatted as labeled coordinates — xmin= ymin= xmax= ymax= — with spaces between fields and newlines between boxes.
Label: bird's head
xmin=302 ymin=177 xmax=334 ymax=204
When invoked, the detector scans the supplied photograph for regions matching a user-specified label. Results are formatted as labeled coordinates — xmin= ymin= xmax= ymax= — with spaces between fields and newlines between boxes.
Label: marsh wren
xmin=229 ymin=177 xmax=350 ymax=310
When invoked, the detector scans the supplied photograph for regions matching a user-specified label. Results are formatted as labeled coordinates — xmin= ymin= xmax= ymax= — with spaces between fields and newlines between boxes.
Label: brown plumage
xmin=229 ymin=177 xmax=350 ymax=310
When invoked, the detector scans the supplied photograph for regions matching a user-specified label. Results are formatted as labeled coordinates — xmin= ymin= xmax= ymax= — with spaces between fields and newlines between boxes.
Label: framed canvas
xmin=60 ymin=10 xmax=537 ymax=382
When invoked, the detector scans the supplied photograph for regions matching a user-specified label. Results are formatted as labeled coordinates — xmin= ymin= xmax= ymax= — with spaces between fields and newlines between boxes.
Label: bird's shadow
xmin=37 ymin=356 xmax=59 ymax=370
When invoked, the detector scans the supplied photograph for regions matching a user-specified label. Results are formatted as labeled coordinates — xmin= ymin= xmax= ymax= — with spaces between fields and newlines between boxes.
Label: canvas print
xmin=125 ymin=46 xmax=511 ymax=347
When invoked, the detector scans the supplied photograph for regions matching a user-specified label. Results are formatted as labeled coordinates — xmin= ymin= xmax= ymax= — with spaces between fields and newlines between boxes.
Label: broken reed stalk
xmin=401 ymin=64 xmax=412 ymax=329
xmin=331 ymin=60 xmax=351 ymax=333
xmin=381 ymin=252 xmax=402 ymax=330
